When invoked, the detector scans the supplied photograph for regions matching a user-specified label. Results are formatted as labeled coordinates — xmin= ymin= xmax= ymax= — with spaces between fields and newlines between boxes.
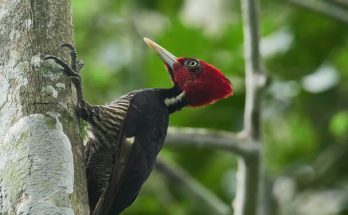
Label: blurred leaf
xmin=330 ymin=111 xmax=348 ymax=138
xmin=265 ymin=113 xmax=317 ymax=172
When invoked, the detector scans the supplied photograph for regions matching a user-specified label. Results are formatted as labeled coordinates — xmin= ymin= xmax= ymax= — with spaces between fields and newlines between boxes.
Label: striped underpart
xmin=84 ymin=91 xmax=137 ymax=196
xmin=85 ymin=92 xmax=137 ymax=148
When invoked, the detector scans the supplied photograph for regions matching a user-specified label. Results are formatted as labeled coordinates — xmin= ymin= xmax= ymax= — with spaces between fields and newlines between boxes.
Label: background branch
xmin=289 ymin=0 xmax=348 ymax=24
xmin=330 ymin=0 xmax=348 ymax=9
xmin=156 ymin=158 xmax=232 ymax=215
xmin=234 ymin=0 xmax=266 ymax=214
xmin=166 ymin=127 xmax=258 ymax=157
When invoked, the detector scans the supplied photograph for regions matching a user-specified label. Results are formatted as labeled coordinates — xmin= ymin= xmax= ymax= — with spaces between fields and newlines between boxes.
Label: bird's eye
xmin=185 ymin=59 xmax=200 ymax=71
xmin=189 ymin=61 xmax=198 ymax=67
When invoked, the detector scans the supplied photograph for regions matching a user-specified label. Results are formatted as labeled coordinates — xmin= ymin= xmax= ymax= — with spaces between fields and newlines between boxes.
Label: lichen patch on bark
xmin=41 ymin=85 xmax=59 ymax=99
xmin=0 ymin=114 xmax=74 ymax=214
xmin=0 ymin=51 xmax=29 ymax=143
xmin=30 ymin=54 xmax=42 ymax=67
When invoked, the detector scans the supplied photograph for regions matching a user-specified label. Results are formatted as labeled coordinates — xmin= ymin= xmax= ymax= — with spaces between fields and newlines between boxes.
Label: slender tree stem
xmin=242 ymin=0 xmax=266 ymax=140
xmin=234 ymin=0 xmax=266 ymax=214
xmin=166 ymin=127 xmax=258 ymax=157
xmin=289 ymin=0 xmax=348 ymax=24
xmin=156 ymin=158 xmax=232 ymax=215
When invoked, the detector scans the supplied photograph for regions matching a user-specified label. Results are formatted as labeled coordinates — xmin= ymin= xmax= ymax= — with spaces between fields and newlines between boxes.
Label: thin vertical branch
xmin=234 ymin=0 xmax=266 ymax=214
xmin=241 ymin=0 xmax=266 ymax=140
xmin=234 ymin=152 xmax=261 ymax=215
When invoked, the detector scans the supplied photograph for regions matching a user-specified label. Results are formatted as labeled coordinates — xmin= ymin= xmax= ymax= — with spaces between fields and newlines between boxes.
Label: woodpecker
xmin=45 ymin=38 xmax=233 ymax=215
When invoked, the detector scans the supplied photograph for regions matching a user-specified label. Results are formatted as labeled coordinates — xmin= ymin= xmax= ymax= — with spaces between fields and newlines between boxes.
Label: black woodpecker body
xmin=83 ymin=87 xmax=186 ymax=215
xmin=45 ymin=38 xmax=232 ymax=215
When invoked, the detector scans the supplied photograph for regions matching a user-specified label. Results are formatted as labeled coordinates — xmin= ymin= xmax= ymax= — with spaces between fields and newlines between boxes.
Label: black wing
xmin=90 ymin=89 xmax=169 ymax=215
xmin=85 ymin=91 xmax=136 ymax=213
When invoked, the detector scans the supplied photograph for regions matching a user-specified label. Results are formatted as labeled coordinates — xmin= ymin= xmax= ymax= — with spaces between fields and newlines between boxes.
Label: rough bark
xmin=0 ymin=0 xmax=89 ymax=214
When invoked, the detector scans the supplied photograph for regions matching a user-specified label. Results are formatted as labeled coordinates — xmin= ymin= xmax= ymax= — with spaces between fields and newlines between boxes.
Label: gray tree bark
xmin=0 ymin=0 xmax=89 ymax=214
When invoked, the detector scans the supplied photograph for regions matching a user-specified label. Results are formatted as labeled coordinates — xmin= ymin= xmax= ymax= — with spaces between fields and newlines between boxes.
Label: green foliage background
xmin=71 ymin=0 xmax=348 ymax=214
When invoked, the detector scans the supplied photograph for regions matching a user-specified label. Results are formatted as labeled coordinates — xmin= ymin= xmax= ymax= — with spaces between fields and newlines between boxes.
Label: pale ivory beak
xmin=144 ymin=37 xmax=178 ymax=70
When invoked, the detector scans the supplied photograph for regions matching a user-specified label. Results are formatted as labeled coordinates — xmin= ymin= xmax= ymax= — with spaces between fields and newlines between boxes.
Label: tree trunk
xmin=0 ymin=0 xmax=89 ymax=214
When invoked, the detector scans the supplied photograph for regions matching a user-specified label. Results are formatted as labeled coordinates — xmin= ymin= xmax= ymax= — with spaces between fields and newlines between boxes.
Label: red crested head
xmin=144 ymin=38 xmax=233 ymax=107
xmin=172 ymin=58 xmax=233 ymax=106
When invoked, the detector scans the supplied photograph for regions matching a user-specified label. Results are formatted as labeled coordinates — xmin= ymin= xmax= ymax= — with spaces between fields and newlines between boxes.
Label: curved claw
xmin=61 ymin=43 xmax=76 ymax=52
xmin=44 ymin=55 xmax=79 ymax=77
xmin=69 ymin=76 xmax=81 ymax=83
xmin=76 ymin=60 xmax=84 ymax=72
xmin=44 ymin=45 xmax=85 ymax=110
xmin=61 ymin=43 xmax=77 ymax=71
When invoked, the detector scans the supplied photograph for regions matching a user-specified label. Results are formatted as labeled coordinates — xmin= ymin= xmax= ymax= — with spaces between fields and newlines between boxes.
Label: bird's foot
xmin=44 ymin=44 xmax=86 ymax=110
xmin=44 ymin=43 xmax=84 ymax=80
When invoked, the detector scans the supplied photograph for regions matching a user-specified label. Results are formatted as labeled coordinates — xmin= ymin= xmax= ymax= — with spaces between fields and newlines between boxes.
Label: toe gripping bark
xmin=44 ymin=44 xmax=88 ymax=117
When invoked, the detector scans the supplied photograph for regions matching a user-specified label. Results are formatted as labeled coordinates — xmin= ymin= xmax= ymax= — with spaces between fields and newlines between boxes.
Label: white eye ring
xmin=189 ymin=61 xmax=198 ymax=67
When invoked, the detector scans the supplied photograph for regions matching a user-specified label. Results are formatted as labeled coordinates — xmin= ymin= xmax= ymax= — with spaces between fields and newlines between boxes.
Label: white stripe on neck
xmin=164 ymin=92 xmax=185 ymax=106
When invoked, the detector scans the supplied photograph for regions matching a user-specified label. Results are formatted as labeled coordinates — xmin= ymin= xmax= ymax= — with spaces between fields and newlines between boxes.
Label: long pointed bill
xmin=144 ymin=38 xmax=178 ymax=70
